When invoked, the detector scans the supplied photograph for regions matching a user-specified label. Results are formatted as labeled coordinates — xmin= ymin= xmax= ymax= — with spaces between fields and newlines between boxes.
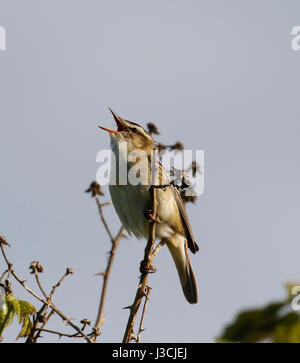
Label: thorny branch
xmin=0 ymin=236 xmax=92 ymax=343
xmin=0 ymin=178 xmax=126 ymax=343
xmin=86 ymin=182 xmax=126 ymax=341
xmin=122 ymin=161 xmax=160 ymax=343
xmin=137 ymin=285 xmax=152 ymax=343
xmin=27 ymin=267 xmax=77 ymax=343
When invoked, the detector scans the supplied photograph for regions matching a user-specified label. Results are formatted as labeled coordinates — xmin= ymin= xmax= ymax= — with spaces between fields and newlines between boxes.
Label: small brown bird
xmin=99 ymin=109 xmax=199 ymax=303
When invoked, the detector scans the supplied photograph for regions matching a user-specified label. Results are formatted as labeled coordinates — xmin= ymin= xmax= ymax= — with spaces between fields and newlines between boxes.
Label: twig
xmin=0 ymin=240 xmax=92 ymax=343
xmin=49 ymin=268 xmax=75 ymax=301
xmin=95 ymin=195 xmax=115 ymax=242
xmin=122 ymin=184 xmax=158 ymax=343
xmin=87 ymin=187 xmax=125 ymax=342
xmin=29 ymin=268 xmax=75 ymax=343
xmin=137 ymin=286 xmax=152 ymax=343
xmin=26 ymin=301 xmax=50 ymax=343
xmin=39 ymin=302 xmax=91 ymax=343
xmin=36 ymin=309 xmax=55 ymax=336
xmin=92 ymin=226 xmax=124 ymax=340
xmin=100 ymin=201 xmax=112 ymax=207
xmin=151 ymin=241 xmax=165 ymax=260
xmin=32 ymin=269 xmax=48 ymax=300
xmin=35 ymin=328 xmax=83 ymax=339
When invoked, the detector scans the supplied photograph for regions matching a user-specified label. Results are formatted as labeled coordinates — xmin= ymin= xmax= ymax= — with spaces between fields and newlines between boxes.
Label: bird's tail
xmin=165 ymin=235 xmax=198 ymax=304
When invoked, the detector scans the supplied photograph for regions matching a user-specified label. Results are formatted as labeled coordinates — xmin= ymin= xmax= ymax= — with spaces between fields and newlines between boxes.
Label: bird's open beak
xmin=98 ymin=108 xmax=125 ymax=134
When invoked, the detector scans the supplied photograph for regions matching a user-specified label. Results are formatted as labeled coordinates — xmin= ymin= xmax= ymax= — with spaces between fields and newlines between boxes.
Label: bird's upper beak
xmin=98 ymin=108 xmax=125 ymax=134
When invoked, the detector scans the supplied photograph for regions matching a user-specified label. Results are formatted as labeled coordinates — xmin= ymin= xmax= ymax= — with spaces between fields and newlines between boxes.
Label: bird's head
xmin=99 ymin=108 xmax=154 ymax=154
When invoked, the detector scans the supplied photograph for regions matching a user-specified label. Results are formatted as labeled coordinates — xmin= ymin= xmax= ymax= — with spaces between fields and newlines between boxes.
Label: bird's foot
xmin=143 ymin=209 xmax=162 ymax=223
xmin=140 ymin=260 xmax=156 ymax=274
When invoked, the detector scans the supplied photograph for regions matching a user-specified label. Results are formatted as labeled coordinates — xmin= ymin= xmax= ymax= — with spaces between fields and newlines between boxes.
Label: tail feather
xmin=165 ymin=236 xmax=198 ymax=304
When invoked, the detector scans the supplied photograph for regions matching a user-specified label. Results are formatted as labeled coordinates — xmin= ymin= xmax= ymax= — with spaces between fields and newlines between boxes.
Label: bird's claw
xmin=140 ymin=260 xmax=156 ymax=274
xmin=143 ymin=209 xmax=162 ymax=223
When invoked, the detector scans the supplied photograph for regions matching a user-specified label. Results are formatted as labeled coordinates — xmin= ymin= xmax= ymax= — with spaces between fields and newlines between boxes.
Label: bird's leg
xmin=144 ymin=182 xmax=174 ymax=222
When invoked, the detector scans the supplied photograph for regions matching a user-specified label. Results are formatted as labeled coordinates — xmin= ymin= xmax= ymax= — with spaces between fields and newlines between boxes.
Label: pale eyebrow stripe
xmin=126 ymin=119 xmax=148 ymax=134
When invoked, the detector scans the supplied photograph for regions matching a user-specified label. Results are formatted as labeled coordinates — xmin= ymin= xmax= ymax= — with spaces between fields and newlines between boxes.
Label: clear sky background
xmin=0 ymin=0 xmax=300 ymax=342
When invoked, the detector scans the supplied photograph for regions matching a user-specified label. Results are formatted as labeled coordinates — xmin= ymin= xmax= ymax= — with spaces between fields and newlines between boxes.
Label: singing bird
xmin=99 ymin=109 xmax=199 ymax=303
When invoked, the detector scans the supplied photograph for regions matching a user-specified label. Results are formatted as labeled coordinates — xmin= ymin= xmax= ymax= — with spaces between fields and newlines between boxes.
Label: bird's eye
xmin=131 ymin=128 xmax=138 ymax=133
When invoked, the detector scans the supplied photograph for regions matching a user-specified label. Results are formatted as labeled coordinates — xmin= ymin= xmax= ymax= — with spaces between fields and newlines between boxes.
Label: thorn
xmin=123 ymin=305 xmax=133 ymax=310
xmin=95 ymin=272 xmax=106 ymax=277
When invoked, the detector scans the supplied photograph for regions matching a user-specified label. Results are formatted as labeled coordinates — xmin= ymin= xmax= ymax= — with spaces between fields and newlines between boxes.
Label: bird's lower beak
xmin=98 ymin=108 xmax=125 ymax=134
xmin=98 ymin=126 xmax=118 ymax=134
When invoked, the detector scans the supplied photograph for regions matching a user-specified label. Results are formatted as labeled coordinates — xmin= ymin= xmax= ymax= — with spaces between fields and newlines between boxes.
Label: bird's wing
xmin=158 ymin=162 xmax=199 ymax=254
xmin=170 ymin=184 xmax=199 ymax=254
